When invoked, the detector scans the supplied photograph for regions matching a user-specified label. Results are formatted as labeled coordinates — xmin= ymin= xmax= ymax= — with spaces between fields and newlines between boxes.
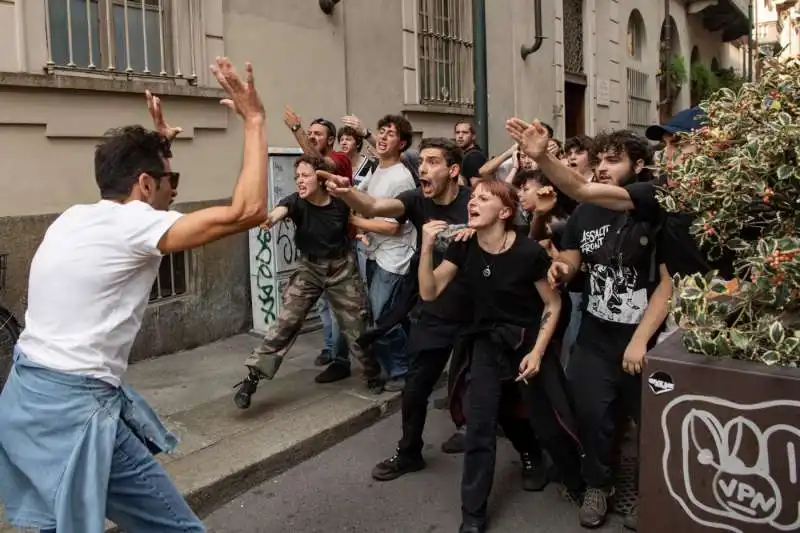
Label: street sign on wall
xmin=249 ymin=148 xmax=323 ymax=335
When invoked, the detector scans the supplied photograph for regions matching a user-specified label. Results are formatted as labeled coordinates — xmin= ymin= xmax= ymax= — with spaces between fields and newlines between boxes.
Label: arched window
xmin=627 ymin=10 xmax=645 ymax=60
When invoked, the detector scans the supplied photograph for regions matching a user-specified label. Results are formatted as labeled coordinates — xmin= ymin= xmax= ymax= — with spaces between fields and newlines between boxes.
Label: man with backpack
xmin=507 ymin=122 xmax=674 ymax=529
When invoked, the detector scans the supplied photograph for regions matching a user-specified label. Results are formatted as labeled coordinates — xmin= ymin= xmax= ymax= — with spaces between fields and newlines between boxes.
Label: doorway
xmin=564 ymin=81 xmax=586 ymax=138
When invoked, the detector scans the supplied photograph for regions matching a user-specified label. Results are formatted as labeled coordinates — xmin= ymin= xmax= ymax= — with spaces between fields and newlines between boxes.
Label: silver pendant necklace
xmin=480 ymin=232 xmax=509 ymax=278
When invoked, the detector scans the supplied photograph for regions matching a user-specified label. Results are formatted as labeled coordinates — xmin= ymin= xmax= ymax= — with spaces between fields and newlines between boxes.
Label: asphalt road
xmin=205 ymin=391 xmax=626 ymax=533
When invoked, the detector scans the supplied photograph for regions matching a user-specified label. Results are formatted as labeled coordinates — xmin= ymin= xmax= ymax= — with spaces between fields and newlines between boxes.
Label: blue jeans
xmin=366 ymin=260 xmax=409 ymax=380
xmin=39 ymin=423 xmax=203 ymax=533
xmin=0 ymin=351 xmax=203 ymax=533
xmin=320 ymin=297 xmax=348 ymax=366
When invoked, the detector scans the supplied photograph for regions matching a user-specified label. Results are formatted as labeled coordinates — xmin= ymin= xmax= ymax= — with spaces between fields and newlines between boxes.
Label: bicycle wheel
xmin=0 ymin=306 xmax=20 ymax=388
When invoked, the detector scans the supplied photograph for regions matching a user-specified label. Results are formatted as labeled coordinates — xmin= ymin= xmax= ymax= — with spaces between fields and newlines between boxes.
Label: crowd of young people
xmin=231 ymin=103 xmax=705 ymax=533
xmin=0 ymin=49 xmax=710 ymax=530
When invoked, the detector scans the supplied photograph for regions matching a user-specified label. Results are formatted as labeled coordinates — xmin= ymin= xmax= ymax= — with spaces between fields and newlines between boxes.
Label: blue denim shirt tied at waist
xmin=0 ymin=347 xmax=177 ymax=532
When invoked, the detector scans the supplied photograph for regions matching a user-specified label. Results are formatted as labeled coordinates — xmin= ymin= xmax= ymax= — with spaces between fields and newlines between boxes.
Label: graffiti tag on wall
xmin=254 ymin=227 xmax=276 ymax=324
xmin=661 ymin=395 xmax=800 ymax=532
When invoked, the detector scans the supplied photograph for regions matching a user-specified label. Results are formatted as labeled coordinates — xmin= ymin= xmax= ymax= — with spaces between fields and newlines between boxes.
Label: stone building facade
xmin=0 ymin=0 xmax=748 ymax=363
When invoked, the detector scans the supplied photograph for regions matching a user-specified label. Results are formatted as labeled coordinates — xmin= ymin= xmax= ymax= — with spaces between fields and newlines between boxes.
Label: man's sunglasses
xmin=144 ymin=170 xmax=180 ymax=189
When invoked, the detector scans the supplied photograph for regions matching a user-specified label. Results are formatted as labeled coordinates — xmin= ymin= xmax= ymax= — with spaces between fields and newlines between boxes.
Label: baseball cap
xmin=645 ymin=107 xmax=708 ymax=141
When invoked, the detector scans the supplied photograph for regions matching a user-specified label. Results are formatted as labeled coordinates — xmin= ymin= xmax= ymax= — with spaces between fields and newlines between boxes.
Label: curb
xmin=187 ymin=391 xmax=404 ymax=520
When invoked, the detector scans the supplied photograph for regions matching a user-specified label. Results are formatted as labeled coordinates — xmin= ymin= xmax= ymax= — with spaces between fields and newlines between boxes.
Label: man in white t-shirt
xmin=0 ymin=58 xmax=266 ymax=533
xmin=350 ymin=115 xmax=417 ymax=392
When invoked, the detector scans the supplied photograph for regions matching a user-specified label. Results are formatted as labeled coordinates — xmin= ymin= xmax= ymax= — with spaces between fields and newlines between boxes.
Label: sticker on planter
xmin=660 ymin=395 xmax=800 ymax=532
xmin=648 ymin=371 xmax=675 ymax=395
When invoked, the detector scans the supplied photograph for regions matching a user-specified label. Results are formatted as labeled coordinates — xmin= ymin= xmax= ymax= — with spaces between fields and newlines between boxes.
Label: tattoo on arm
xmin=539 ymin=310 xmax=552 ymax=331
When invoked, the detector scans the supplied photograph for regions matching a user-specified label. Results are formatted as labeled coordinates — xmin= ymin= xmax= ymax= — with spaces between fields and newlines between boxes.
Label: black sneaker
xmin=623 ymin=502 xmax=638 ymax=530
xmin=233 ymin=369 xmax=261 ymax=409
xmin=314 ymin=349 xmax=333 ymax=366
xmin=366 ymin=378 xmax=385 ymax=395
xmin=579 ymin=487 xmax=610 ymax=528
xmin=458 ymin=521 xmax=486 ymax=533
xmin=314 ymin=363 xmax=351 ymax=383
xmin=520 ymin=451 xmax=548 ymax=491
xmin=441 ymin=431 xmax=466 ymax=454
xmin=371 ymin=452 xmax=426 ymax=481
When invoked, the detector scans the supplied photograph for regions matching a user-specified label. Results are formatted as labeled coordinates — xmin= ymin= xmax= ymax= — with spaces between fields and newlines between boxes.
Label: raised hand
xmin=317 ymin=170 xmax=351 ymax=196
xmin=505 ymin=118 xmax=550 ymax=159
xmin=210 ymin=57 xmax=264 ymax=121
xmin=284 ymin=107 xmax=301 ymax=130
xmin=534 ymin=185 xmax=557 ymax=215
xmin=341 ymin=115 xmax=365 ymax=136
xmin=146 ymin=90 xmax=183 ymax=141
xmin=421 ymin=220 xmax=449 ymax=249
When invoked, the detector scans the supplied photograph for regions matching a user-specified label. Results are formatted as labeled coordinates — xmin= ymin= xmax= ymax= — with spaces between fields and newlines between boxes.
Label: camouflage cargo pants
xmin=245 ymin=252 xmax=380 ymax=383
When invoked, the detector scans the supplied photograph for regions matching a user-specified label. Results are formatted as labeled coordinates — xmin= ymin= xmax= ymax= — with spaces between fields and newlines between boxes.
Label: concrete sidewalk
xmin=1 ymin=330 xmax=408 ymax=532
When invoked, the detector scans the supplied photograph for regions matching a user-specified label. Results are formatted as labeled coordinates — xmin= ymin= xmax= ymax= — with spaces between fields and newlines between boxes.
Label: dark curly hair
xmin=377 ymin=114 xmax=414 ymax=153
xmin=592 ymin=129 xmax=653 ymax=181
xmin=94 ymin=125 xmax=172 ymax=200
xmin=337 ymin=125 xmax=364 ymax=152
xmin=511 ymin=169 xmax=576 ymax=217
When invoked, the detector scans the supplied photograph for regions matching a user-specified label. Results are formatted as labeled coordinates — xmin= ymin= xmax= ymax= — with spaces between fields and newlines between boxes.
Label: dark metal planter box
xmin=639 ymin=331 xmax=800 ymax=533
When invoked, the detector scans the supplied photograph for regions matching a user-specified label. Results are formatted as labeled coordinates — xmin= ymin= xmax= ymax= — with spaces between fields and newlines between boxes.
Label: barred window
xmin=149 ymin=251 xmax=189 ymax=302
xmin=417 ymin=0 xmax=474 ymax=108
xmin=45 ymin=0 xmax=197 ymax=80
xmin=626 ymin=68 xmax=651 ymax=135
xmin=563 ymin=0 xmax=584 ymax=74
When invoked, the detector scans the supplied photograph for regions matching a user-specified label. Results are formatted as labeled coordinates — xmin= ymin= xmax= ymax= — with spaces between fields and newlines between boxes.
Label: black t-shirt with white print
xmin=562 ymin=200 xmax=664 ymax=357
xmin=444 ymin=235 xmax=551 ymax=328
xmin=278 ymin=193 xmax=351 ymax=259
xmin=396 ymin=186 xmax=472 ymax=323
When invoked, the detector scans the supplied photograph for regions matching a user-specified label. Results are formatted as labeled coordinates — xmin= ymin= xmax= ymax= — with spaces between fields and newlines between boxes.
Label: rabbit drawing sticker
xmin=660 ymin=395 xmax=800 ymax=532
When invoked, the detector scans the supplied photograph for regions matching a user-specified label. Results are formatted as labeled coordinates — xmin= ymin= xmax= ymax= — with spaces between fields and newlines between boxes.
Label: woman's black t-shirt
xmin=444 ymin=235 xmax=551 ymax=328
xmin=278 ymin=193 xmax=351 ymax=259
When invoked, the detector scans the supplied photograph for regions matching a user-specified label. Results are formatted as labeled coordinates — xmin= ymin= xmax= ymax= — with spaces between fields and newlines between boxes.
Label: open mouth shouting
xmin=419 ymin=177 xmax=433 ymax=195
xmin=467 ymin=206 xmax=481 ymax=226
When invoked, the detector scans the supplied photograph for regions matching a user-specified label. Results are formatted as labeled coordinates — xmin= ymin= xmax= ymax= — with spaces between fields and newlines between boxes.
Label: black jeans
xmin=568 ymin=342 xmax=641 ymax=489
xmin=397 ymin=345 xmax=453 ymax=458
xmin=461 ymin=340 xmax=582 ymax=524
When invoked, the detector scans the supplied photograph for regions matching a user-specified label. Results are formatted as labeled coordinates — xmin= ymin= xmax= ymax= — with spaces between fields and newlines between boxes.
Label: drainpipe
xmin=747 ymin=0 xmax=753 ymax=81
xmin=663 ymin=0 xmax=671 ymax=107
xmin=520 ymin=0 xmax=544 ymax=59
xmin=473 ymin=0 xmax=489 ymax=152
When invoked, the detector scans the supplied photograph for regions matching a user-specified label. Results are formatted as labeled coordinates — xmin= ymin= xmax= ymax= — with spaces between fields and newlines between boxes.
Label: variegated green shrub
xmin=657 ymin=56 xmax=800 ymax=367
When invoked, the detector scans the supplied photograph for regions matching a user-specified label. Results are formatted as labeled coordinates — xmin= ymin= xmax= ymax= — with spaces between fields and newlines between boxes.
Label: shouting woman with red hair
xmin=418 ymin=180 xmax=585 ymax=532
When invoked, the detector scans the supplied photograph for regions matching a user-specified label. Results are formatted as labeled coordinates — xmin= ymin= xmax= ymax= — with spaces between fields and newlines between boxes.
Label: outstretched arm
xmin=317 ymin=170 xmax=406 ymax=218
xmin=506 ymin=118 xmax=635 ymax=211
xmin=259 ymin=206 xmax=289 ymax=231
xmin=157 ymin=57 xmax=268 ymax=254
